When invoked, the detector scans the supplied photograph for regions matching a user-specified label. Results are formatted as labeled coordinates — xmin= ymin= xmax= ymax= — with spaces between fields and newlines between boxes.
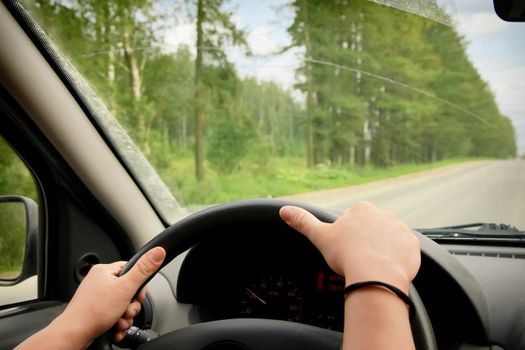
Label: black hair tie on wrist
xmin=342 ymin=281 xmax=415 ymax=320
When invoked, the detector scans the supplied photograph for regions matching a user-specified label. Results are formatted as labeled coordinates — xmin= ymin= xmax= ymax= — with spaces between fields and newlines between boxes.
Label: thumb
xmin=279 ymin=206 xmax=327 ymax=241
xmin=122 ymin=246 xmax=166 ymax=288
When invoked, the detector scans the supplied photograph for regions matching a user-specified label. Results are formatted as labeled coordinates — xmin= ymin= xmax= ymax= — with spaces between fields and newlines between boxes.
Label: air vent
xmin=74 ymin=253 xmax=100 ymax=282
xmin=450 ymin=251 xmax=525 ymax=259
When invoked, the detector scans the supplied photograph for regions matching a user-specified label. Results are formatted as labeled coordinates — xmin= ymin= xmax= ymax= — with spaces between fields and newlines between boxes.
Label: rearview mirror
xmin=493 ymin=0 xmax=525 ymax=21
xmin=0 ymin=195 xmax=38 ymax=285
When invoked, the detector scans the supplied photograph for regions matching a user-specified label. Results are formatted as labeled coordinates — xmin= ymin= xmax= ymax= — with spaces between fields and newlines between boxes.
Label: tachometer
xmin=239 ymin=274 xmax=303 ymax=322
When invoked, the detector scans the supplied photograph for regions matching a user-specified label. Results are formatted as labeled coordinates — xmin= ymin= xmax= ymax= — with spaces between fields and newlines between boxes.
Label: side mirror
xmin=493 ymin=0 xmax=525 ymax=21
xmin=0 ymin=195 xmax=38 ymax=285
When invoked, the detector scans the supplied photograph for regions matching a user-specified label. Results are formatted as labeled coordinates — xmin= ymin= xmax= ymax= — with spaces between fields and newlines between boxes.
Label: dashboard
xmin=176 ymin=225 xmax=346 ymax=331
xmin=2 ymin=202 xmax=523 ymax=349
xmin=173 ymin=217 xmax=491 ymax=350
xmin=169 ymin=209 xmax=525 ymax=350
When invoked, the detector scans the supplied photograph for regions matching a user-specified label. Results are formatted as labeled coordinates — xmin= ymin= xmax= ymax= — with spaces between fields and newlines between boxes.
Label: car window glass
xmin=0 ymin=201 xmax=26 ymax=280
xmin=21 ymin=0 xmax=524 ymax=230
xmin=0 ymin=136 xmax=39 ymax=306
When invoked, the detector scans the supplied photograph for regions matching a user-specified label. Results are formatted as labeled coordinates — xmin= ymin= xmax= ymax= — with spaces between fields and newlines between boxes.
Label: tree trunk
xmin=122 ymin=12 xmax=149 ymax=155
xmin=107 ymin=46 xmax=116 ymax=114
xmin=349 ymin=144 xmax=355 ymax=167
xmin=194 ymin=0 xmax=205 ymax=180
xmin=104 ymin=2 xmax=116 ymax=116
xmin=303 ymin=0 xmax=315 ymax=168
xmin=181 ymin=114 xmax=187 ymax=147
xmin=123 ymin=31 xmax=142 ymax=102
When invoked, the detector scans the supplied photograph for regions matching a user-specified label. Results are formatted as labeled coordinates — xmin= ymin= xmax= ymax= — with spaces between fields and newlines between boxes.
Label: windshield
xmin=21 ymin=0 xmax=525 ymax=230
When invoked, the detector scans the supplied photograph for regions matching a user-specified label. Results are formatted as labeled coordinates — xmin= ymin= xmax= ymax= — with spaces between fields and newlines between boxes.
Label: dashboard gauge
xmin=239 ymin=274 xmax=303 ymax=322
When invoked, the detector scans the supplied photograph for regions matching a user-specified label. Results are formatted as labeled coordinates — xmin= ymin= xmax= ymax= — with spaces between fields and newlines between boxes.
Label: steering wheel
xmin=108 ymin=199 xmax=438 ymax=350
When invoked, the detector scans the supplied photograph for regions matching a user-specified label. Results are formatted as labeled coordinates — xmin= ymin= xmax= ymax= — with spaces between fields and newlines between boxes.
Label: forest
xmin=3 ymin=0 xmax=518 ymax=207
xmin=0 ymin=0 xmax=518 ymax=272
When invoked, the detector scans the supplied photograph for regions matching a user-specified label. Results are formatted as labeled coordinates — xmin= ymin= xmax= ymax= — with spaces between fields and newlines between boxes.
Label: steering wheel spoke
xmin=139 ymin=319 xmax=342 ymax=350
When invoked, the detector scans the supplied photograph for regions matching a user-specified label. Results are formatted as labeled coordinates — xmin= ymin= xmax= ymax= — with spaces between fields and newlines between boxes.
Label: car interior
xmin=0 ymin=0 xmax=524 ymax=349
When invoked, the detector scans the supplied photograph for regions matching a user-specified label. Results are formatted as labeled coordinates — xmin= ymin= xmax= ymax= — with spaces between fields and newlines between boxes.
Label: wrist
xmin=47 ymin=312 xmax=94 ymax=350
xmin=342 ymin=285 xmax=415 ymax=350
xmin=342 ymin=265 xmax=411 ymax=294
xmin=343 ymin=281 xmax=415 ymax=320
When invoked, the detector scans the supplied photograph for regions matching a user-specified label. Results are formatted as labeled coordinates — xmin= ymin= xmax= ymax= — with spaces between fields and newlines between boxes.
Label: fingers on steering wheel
xmin=116 ymin=317 xmax=133 ymax=332
xmin=114 ymin=329 xmax=126 ymax=343
xmin=124 ymin=300 xmax=142 ymax=319
xmin=135 ymin=286 xmax=148 ymax=303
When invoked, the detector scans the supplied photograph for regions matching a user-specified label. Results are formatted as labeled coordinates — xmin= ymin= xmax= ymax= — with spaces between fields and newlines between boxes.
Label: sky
xmin=163 ymin=0 xmax=525 ymax=155
xmin=444 ymin=0 xmax=525 ymax=154
xmin=163 ymin=0 xmax=301 ymax=90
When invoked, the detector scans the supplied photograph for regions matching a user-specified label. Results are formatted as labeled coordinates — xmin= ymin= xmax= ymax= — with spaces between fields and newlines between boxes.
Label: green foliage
xmin=0 ymin=138 xmax=37 ymax=273
xmin=0 ymin=141 xmax=37 ymax=201
xmin=19 ymin=0 xmax=517 ymax=207
xmin=288 ymin=0 xmax=516 ymax=166
xmin=207 ymin=114 xmax=251 ymax=173
xmin=0 ymin=203 xmax=26 ymax=275
xmin=168 ymin=156 xmax=482 ymax=206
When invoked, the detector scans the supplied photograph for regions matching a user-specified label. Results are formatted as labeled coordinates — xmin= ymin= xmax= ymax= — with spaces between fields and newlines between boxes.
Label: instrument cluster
xmin=176 ymin=226 xmax=347 ymax=331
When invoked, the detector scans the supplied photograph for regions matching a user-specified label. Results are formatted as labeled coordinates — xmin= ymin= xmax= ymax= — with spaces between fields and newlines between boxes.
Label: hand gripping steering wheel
xmin=97 ymin=199 xmax=438 ymax=350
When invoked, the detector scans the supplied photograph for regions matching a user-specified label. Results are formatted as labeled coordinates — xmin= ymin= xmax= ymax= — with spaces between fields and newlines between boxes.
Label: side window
xmin=0 ymin=136 xmax=39 ymax=306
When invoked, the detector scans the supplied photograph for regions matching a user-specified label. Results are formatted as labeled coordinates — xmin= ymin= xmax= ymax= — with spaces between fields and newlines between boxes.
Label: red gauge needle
xmin=246 ymin=288 xmax=267 ymax=305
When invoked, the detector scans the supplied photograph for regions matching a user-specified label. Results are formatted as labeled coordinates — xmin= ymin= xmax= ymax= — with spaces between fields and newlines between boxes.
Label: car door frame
xmin=0 ymin=1 xmax=164 ymax=347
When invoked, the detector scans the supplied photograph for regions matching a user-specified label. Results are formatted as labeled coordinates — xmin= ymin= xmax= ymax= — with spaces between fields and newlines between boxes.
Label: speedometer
xmin=239 ymin=274 xmax=303 ymax=322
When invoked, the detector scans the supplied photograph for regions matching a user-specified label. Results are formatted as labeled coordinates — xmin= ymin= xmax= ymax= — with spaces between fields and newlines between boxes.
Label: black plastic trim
xmin=0 ymin=86 xmax=135 ymax=301
xmin=140 ymin=318 xmax=342 ymax=350
xmin=119 ymin=199 xmax=491 ymax=347
xmin=2 ymin=0 xmax=176 ymax=226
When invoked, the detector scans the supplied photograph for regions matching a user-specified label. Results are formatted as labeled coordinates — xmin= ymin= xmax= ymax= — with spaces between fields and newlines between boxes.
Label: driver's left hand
xmin=16 ymin=246 xmax=166 ymax=350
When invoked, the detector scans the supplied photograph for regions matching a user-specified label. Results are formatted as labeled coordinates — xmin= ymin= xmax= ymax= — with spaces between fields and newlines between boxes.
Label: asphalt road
xmin=282 ymin=160 xmax=525 ymax=230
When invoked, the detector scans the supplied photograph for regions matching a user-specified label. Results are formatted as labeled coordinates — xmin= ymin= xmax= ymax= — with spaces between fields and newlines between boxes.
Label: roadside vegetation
xmin=18 ymin=0 xmax=516 ymax=203
xmin=164 ymin=156 xmax=485 ymax=206
xmin=0 ymin=1 xmax=518 ymax=270
xmin=0 ymin=138 xmax=36 ymax=275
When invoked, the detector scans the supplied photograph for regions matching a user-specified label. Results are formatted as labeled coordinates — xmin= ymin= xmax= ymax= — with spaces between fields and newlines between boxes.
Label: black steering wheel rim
xmin=116 ymin=199 xmax=437 ymax=350
xmin=120 ymin=199 xmax=340 ymax=286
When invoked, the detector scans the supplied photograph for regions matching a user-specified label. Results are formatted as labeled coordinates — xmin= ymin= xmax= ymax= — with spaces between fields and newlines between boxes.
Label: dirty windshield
xmin=22 ymin=0 xmax=525 ymax=229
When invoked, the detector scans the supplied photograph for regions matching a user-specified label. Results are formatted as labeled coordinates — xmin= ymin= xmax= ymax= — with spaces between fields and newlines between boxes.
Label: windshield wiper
xmin=417 ymin=223 xmax=525 ymax=240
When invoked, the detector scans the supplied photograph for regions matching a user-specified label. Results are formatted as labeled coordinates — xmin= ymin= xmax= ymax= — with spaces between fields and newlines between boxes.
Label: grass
xmin=158 ymin=155 xmax=484 ymax=207
xmin=0 ymin=156 xmax=488 ymax=277
xmin=0 ymin=267 xmax=20 ymax=280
